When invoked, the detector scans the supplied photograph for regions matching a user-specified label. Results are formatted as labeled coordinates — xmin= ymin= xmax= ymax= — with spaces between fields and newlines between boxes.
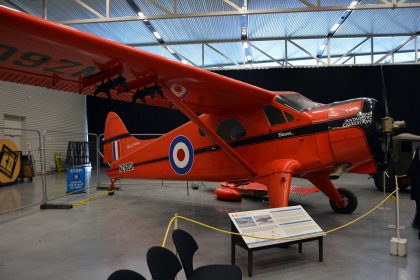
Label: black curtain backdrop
xmin=87 ymin=65 xmax=420 ymax=135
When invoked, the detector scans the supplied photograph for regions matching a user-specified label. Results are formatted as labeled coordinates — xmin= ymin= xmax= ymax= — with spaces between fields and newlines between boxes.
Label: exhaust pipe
xmin=329 ymin=163 xmax=350 ymax=180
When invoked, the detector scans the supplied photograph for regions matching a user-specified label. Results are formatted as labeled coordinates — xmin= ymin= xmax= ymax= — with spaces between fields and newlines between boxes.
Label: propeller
xmin=378 ymin=65 xmax=405 ymax=191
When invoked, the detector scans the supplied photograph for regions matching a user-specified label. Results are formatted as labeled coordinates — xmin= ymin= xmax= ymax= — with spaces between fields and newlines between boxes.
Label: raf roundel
xmin=169 ymin=135 xmax=194 ymax=175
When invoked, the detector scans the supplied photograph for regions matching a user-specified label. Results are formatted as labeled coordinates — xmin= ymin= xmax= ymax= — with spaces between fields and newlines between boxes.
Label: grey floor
xmin=0 ymin=171 xmax=419 ymax=280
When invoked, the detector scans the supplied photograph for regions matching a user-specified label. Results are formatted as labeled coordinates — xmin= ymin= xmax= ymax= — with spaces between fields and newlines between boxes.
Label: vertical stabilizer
xmin=103 ymin=112 xmax=139 ymax=164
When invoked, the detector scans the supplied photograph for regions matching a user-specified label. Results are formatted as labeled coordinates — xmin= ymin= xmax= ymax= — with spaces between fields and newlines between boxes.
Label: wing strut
xmin=162 ymin=85 xmax=258 ymax=178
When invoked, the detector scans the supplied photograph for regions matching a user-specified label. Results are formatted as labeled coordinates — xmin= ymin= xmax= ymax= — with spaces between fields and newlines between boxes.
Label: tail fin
xmin=103 ymin=112 xmax=140 ymax=164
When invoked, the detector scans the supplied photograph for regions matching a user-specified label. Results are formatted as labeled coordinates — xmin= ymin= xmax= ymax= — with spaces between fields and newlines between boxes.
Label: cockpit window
xmin=276 ymin=93 xmax=321 ymax=112
xmin=284 ymin=112 xmax=294 ymax=122
xmin=217 ymin=119 xmax=246 ymax=142
xmin=263 ymin=105 xmax=286 ymax=126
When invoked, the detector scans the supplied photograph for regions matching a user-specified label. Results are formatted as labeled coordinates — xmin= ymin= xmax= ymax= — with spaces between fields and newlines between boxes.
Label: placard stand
xmin=229 ymin=205 xmax=325 ymax=277
xmin=231 ymin=222 xmax=323 ymax=277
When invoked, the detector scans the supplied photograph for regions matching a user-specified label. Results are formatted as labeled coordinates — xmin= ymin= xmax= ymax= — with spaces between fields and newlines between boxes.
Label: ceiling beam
xmin=332 ymin=37 xmax=369 ymax=64
xmin=374 ymin=34 xmax=418 ymax=64
xmin=75 ymin=0 xmax=104 ymax=18
xmin=146 ymin=0 xmax=172 ymax=15
xmin=203 ymin=48 xmax=418 ymax=69
xmin=205 ymin=44 xmax=241 ymax=67
xmin=126 ymin=33 xmax=419 ymax=47
xmin=223 ymin=0 xmax=241 ymax=11
xmin=2 ymin=0 xmax=30 ymax=13
xmin=58 ymin=3 xmax=420 ymax=24
xmin=299 ymin=0 xmax=316 ymax=8
xmin=248 ymin=42 xmax=284 ymax=67
xmin=288 ymin=39 xmax=326 ymax=65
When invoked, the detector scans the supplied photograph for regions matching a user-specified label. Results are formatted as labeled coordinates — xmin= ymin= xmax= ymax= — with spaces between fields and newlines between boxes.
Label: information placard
xmin=229 ymin=205 xmax=324 ymax=248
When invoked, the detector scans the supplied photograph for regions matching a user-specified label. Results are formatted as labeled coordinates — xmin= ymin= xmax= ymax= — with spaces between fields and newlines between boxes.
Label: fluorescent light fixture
xmin=241 ymin=27 xmax=247 ymax=35
xmin=243 ymin=42 xmax=249 ymax=49
xmin=350 ymin=0 xmax=358 ymax=6
xmin=153 ymin=31 xmax=162 ymax=40
xmin=167 ymin=47 xmax=175 ymax=54
xmin=137 ymin=11 xmax=144 ymax=17
xmin=246 ymin=55 xmax=252 ymax=61
xmin=330 ymin=23 xmax=340 ymax=32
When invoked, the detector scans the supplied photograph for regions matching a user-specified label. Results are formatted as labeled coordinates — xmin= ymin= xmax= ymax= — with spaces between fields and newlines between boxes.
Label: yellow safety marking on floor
xmin=71 ymin=191 xmax=112 ymax=206
xmin=162 ymin=189 xmax=398 ymax=247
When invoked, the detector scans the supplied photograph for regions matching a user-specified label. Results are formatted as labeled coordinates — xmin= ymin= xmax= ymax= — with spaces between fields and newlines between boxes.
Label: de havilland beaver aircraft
xmin=0 ymin=7 xmax=403 ymax=214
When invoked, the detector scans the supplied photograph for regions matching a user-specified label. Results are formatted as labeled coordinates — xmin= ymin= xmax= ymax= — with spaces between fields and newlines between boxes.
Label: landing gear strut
xmin=329 ymin=188 xmax=358 ymax=214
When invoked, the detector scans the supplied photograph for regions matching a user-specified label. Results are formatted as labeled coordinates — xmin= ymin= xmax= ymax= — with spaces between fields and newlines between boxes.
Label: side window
xmin=263 ymin=105 xmax=286 ymax=126
xmin=285 ymin=112 xmax=294 ymax=122
xmin=217 ymin=119 xmax=246 ymax=142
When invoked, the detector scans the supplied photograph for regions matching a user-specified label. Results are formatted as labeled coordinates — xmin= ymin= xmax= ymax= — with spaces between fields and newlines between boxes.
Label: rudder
xmin=103 ymin=112 xmax=140 ymax=164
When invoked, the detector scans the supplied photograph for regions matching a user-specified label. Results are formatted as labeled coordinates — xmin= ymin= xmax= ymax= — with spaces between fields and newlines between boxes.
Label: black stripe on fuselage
xmin=103 ymin=133 xmax=131 ymax=144
xmin=121 ymin=121 xmax=331 ymax=170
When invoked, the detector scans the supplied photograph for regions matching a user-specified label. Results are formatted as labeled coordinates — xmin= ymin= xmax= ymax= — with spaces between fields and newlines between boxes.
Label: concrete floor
xmin=0 ymin=172 xmax=419 ymax=280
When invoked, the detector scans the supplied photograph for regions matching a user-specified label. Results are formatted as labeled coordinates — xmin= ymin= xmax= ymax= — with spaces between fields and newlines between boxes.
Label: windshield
xmin=275 ymin=93 xmax=321 ymax=112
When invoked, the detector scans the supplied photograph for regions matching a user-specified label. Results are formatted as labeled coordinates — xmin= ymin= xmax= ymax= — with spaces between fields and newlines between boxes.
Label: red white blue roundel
xmin=169 ymin=135 xmax=194 ymax=175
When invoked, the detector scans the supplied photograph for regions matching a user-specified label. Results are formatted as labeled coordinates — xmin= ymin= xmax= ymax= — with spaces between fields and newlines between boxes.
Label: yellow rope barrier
xmin=71 ymin=191 xmax=111 ymax=206
xmin=68 ymin=182 xmax=398 ymax=247
xmin=161 ymin=189 xmax=398 ymax=247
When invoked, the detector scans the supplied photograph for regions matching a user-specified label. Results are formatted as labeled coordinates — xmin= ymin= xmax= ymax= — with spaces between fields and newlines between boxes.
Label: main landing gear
xmin=329 ymin=188 xmax=358 ymax=214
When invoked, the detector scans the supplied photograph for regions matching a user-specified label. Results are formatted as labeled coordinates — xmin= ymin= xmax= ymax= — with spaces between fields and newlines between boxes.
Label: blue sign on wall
xmin=67 ymin=167 xmax=86 ymax=193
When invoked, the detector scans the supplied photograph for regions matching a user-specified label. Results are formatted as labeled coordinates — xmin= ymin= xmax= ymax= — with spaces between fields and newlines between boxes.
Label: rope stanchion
xmin=161 ymin=189 xmax=398 ymax=246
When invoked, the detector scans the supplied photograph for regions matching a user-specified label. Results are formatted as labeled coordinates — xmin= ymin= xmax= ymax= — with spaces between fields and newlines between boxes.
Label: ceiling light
xmin=181 ymin=60 xmax=188 ymax=64
xmin=330 ymin=23 xmax=340 ymax=32
xmin=319 ymin=44 xmax=327 ymax=51
xmin=153 ymin=31 xmax=162 ymax=40
xmin=241 ymin=27 xmax=247 ymax=35
xmin=350 ymin=0 xmax=358 ymax=6
xmin=137 ymin=11 xmax=144 ymax=17
xmin=246 ymin=55 xmax=252 ymax=61
xmin=167 ymin=47 xmax=175 ymax=54
xmin=243 ymin=42 xmax=249 ymax=49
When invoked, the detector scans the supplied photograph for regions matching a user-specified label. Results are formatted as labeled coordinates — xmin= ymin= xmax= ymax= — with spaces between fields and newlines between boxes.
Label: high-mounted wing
xmin=0 ymin=7 xmax=274 ymax=114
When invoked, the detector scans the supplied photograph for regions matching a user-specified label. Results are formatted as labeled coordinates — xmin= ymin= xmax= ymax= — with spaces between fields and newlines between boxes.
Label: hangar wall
xmin=0 ymin=81 xmax=87 ymax=172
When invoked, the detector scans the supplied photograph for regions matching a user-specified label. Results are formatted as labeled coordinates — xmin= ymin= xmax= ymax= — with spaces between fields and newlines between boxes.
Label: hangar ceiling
xmin=1 ymin=0 xmax=420 ymax=68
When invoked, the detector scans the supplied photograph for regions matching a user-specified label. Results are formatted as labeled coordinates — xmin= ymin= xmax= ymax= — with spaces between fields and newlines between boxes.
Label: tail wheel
xmin=329 ymin=188 xmax=358 ymax=214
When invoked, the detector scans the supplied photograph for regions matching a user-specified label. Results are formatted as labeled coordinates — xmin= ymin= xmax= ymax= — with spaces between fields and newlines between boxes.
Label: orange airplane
xmin=0 ymin=7 xmax=401 ymax=214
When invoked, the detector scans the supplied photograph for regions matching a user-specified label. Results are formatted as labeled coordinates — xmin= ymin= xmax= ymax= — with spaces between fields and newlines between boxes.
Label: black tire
xmin=329 ymin=188 xmax=358 ymax=214
xmin=373 ymin=172 xmax=395 ymax=192
xmin=107 ymin=188 xmax=116 ymax=196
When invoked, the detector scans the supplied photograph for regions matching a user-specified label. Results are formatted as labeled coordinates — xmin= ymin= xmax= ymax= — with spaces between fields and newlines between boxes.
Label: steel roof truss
xmin=332 ymin=37 xmax=369 ymax=64
xmin=205 ymin=43 xmax=241 ymax=67
xmin=75 ymin=0 xmax=104 ymax=18
xmin=57 ymin=3 xmax=420 ymax=24
xmin=248 ymin=42 xmax=284 ymax=67
xmin=288 ymin=40 xmax=326 ymax=65
xmin=375 ymin=34 xmax=418 ymax=64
